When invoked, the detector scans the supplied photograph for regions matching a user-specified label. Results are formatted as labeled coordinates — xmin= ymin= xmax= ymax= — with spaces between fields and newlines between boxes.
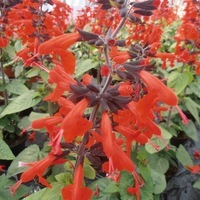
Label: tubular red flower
xmin=38 ymin=33 xmax=80 ymax=55
xmin=62 ymin=165 xmax=92 ymax=200
xmin=101 ymin=111 xmax=115 ymax=157
xmin=186 ymin=165 xmax=200 ymax=174
xmin=61 ymin=98 xmax=92 ymax=142
xmin=10 ymin=154 xmax=58 ymax=196
xmin=139 ymin=70 xmax=178 ymax=106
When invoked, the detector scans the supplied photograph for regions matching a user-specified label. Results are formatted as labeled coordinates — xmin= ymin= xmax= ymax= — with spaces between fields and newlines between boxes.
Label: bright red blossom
xmin=61 ymin=98 xmax=93 ymax=142
xmin=62 ymin=165 xmax=93 ymax=200
xmin=10 ymin=154 xmax=60 ymax=196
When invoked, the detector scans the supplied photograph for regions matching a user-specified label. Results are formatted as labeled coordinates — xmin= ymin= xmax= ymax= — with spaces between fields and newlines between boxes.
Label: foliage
xmin=0 ymin=0 xmax=199 ymax=200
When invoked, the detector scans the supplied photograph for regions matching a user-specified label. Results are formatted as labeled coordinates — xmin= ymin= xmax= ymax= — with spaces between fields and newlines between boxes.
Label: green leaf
xmin=140 ymin=189 xmax=153 ymax=200
xmin=25 ymin=67 xmax=40 ymax=78
xmin=159 ymin=126 xmax=173 ymax=139
xmin=6 ymin=144 xmax=42 ymax=178
xmin=193 ymin=179 xmax=200 ymax=189
xmin=90 ymin=178 xmax=119 ymax=199
xmin=179 ymin=120 xmax=198 ymax=141
xmin=148 ymin=154 xmax=169 ymax=174
xmin=0 ymin=139 xmax=15 ymax=160
xmin=154 ymin=157 xmax=169 ymax=174
xmin=145 ymin=125 xmax=172 ymax=153
xmin=6 ymin=79 xmax=29 ymax=95
xmin=0 ymin=90 xmax=42 ymax=117
xmin=15 ymin=64 xmax=24 ymax=78
xmin=189 ymin=82 xmax=200 ymax=98
xmin=151 ymin=169 xmax=166 ymax=194
xmin=176 ymin=144 xmax=193 ymax=166
xmin=54 ymin=172 xmax=72 ymax=185
xmin=22 ymin=188 xmax=47 ymax=200
xmin=18 ymin=116 xmax=31 ymax=130
xmin=184 ymin=97 xmax=200 ymax=124
xmin=5 ymin=45 xmax=16 ymax=59
xmin=119 ymin=171 xmax=135 ymax=200
xmin=0 ymin=174 xmax=30 ymax=200
xmin=84 ymin=164 xmax=96 ymax=180
xmin=104 ymin=181 xmax=119 ymax=193
xmin=23 ymin=182 xmax=63 ymax=200
xmin=29 ymin=111 xmax=50 ymax=122
xmin=167 ymin=71 xmax=192 ymax=95
xmin=75 ymin=59 xmax=98 ymax=78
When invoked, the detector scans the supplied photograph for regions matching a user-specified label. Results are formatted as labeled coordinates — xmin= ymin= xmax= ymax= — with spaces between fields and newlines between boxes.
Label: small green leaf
xmin=84 ymin=164 xmax=96 ymax=180
xmin=90 ymin=178 xmax=120 ymax=199
xmin=29 ymin=112 xmax=50 ymax=123
xmin=0 ymin=90 xmax=42 ymax=117
xmin=151 ymin=169 xmax=166 ymax=194
xmin=15 ymin=64 xmax=24 ymax=78
xmin=119 ymin=171 xmax=135 ymax=200
xmin=189 ymin=82 xmax=200 ymax=98
xmin=154 ymin=157 xmax=169 ymax=174
xmin=141 ymin=188 xmax=153 ymax=200
xmin=6 ymin=144 xmax=42 ymax=178
xmin=159 ymin=126 xmax=173 ymax=139
xmin=145 ymin=125 xmax=172 ymax=154
xmin=18 ymin=116 xmax=31 ymax=130
xmin=75 ymin=59 xmax=98 ymax=78
xmin=184 ymin=97 xmax=200 ymax=124
xmin=179 ymin=120 xmax=198 ymax=141
xmin=0 ymin=174 xmax=30 ymax=200
xmin=104 ymin=181 xmax=119 ymax=193
xmin=25 ymin=67 xmax=40 ymax=78
xmin=22 ymin=188 xmax=47 ymax=200
xmin=176 ymin=144 xmax=193 ymax=166
xmin=23 ymin=182 xmax=63 ymax=200
xmin=6 ymin=79 xmax=29 ymax=95
xmin=148 ymin=154 xmax=169 ymax=174
xmin=167 ymin=71 xmax=192 ymax=95
xmin=145 ymin=137 xmax=170 ymax=154
xmin=0 ymin=139 xmax=15 ymax=160
xmin=193 ymin=179 xmax=200 ymax=189
xmin=54 ymin=172 xmax=72 ymax=185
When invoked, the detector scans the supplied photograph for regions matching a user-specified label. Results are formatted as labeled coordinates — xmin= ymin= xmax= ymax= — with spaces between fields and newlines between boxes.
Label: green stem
xmin=0 ymin=49 xmax=9 ymax=105
xmin=166 ymin=106 xmax=172 ymax=127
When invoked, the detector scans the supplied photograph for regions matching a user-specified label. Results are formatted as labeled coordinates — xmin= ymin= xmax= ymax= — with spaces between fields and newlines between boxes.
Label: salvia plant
xmin=0 ymin=0 xmax=199 ymax=199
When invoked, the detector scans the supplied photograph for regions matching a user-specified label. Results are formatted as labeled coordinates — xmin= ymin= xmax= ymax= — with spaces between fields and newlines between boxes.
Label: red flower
xmin=0 ymin=165 xmax=5 ymax=172
xmin=38 ymin=33 xmax=80 ymax=74
xmin=186 ymin=165 xmax=200 ymax=174
xmin=139 ymin=70 xmax=178 ymax=106
xmin=100 ymin=65 xmax=110 ymax=77
xmin=32 ymin=115 xmax=63 ymax=135
xmin=193 ymin=150 xmax=200 ymax=160
xmin=118 ymin=82 xmax=134 ymax=96
xmin=110 ymin=47 xmax=131 ymax=64
xmin=62 ymin=165 xmax=92 ymax=200
xmin=61 ymin=98 xmax=92 ymax=142
xmin=38 ymin=33 xmax=81 ymax=55
xmin=101 ymin=111 xmax=115 ymax=157
xmin=44 ymin=65 xmax=77 ymax=101
xmin=10 ymin=154 xmax=58 ymax=195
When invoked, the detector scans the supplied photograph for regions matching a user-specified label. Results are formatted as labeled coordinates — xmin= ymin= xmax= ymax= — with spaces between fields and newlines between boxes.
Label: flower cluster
xmin=3 ymin=0 xmax=199 ymax=199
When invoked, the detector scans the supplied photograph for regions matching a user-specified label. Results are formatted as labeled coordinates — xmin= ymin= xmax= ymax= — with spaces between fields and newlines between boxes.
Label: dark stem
xmin=111 ymin=3 xmax=132 ymax=38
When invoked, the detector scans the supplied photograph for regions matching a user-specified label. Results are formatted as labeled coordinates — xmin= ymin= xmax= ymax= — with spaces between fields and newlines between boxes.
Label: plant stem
xmin=0 ymin=49 xmax=9 ymax=105
xmin=111 ymin=3 xmax=132 ymax=38
xmin=166 ymin=106 xmax=172 ymax=127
